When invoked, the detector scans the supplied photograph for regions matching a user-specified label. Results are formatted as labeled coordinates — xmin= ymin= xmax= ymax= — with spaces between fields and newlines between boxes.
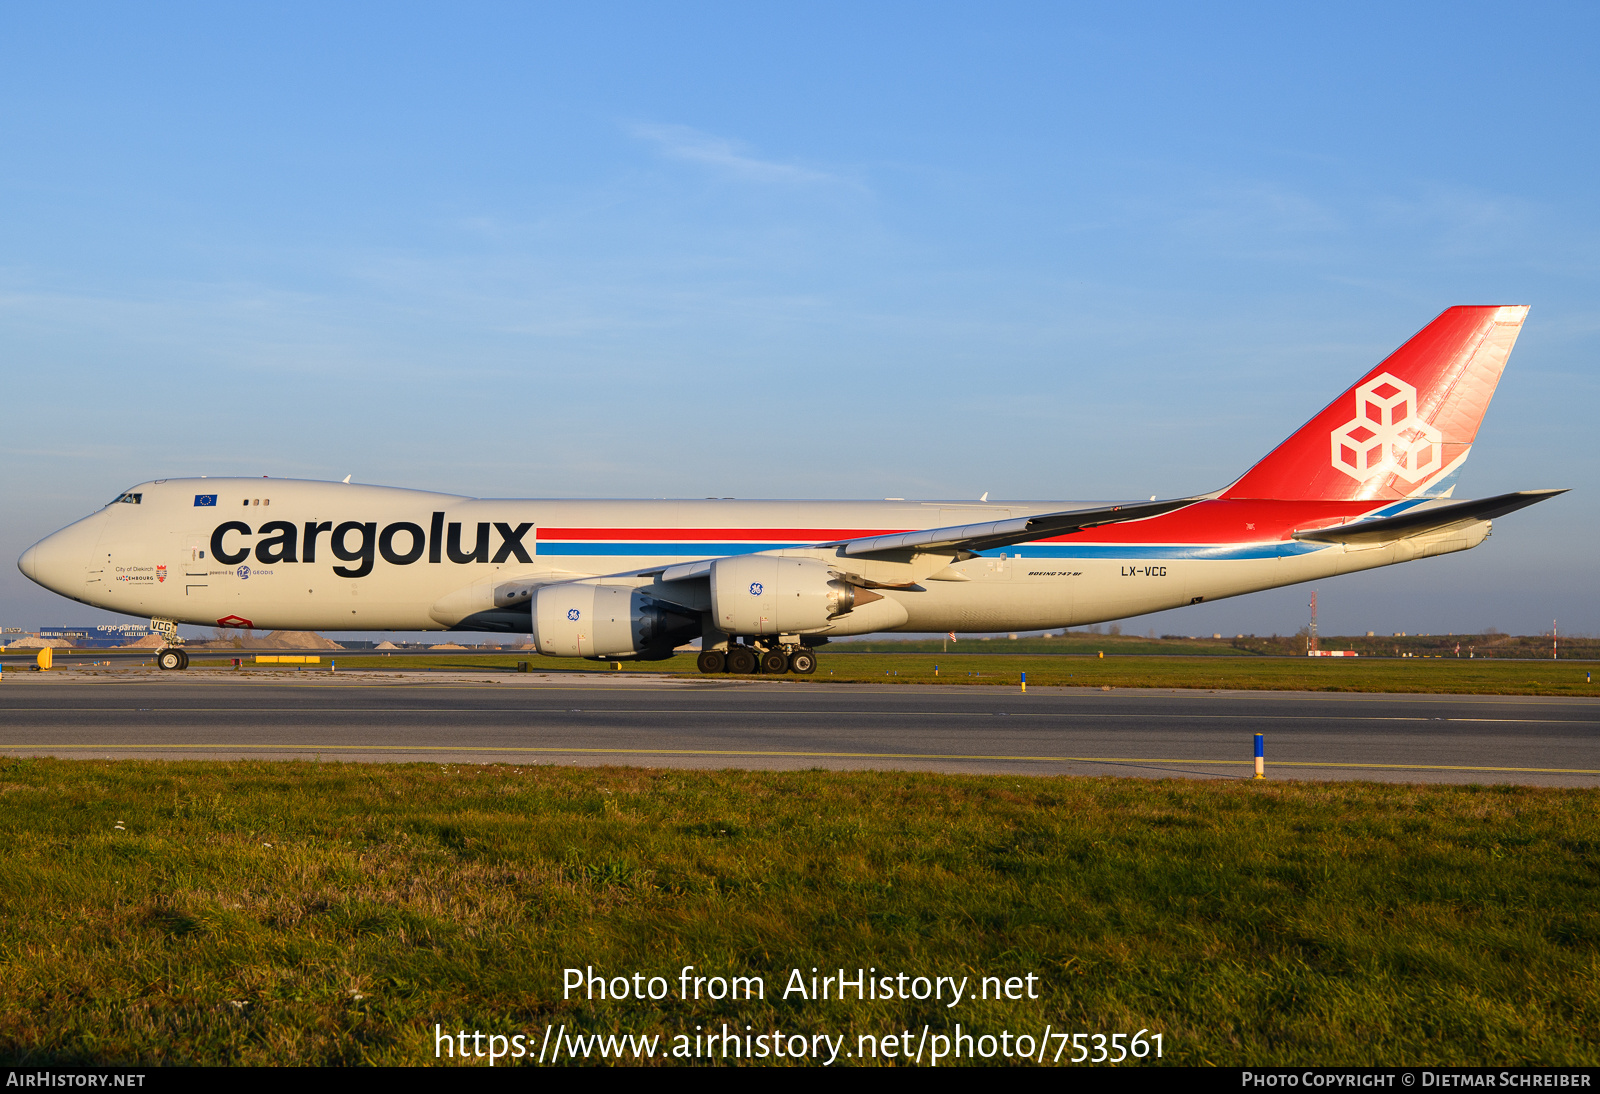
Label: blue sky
xmin=3 ymin=3 xmax=1597 ymax=639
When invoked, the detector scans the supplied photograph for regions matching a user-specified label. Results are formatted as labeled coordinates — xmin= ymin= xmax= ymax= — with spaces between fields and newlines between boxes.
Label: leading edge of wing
xmin=628 ymin=497 xmax=1207 ymax=584
xmin=829 ymin=496 xmax=1208 ymax=559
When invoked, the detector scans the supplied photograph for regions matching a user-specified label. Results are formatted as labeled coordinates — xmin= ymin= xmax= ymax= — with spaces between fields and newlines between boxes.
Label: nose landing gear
xmin=151 ymin=618 xmax=188 ymax=671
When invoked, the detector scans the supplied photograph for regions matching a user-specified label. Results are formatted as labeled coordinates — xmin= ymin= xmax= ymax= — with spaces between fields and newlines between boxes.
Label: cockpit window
xmin=109 ymin=492 xmax=142 ymax=506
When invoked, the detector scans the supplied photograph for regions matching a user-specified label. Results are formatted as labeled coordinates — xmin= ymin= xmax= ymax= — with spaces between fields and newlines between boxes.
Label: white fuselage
xmin=19 ymin=477 xmax=1487 ymax=639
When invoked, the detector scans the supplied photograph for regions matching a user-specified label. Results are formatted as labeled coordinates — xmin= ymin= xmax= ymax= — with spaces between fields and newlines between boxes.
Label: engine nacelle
xmin=709 ymin=555 xmax=864 ymax=636
xmin=532 ymin=582 xmax=696 ymax=659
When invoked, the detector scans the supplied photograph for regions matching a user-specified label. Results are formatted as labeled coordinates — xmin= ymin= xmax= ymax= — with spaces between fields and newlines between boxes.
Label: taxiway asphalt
xmin=0 ymin=668 xmax=1596 ymax=785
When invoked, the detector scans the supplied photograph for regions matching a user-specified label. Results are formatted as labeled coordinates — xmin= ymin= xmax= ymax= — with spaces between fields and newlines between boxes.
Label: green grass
xmin=207 ymin=651 xmax=1600 ymax=697
xmin=797 ymin=654 xmax=1600 ymax=695
xmin=838 ymin=634 xmax=1241 ymax=655
xmin=0 ymin=759 xmax=1596 ymax=1065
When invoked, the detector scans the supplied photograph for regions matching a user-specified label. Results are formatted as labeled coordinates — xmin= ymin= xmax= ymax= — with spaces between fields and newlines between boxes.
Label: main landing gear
xmin=697 ymin=642 xmax=817 ymax=675
xmin=157 ymin=648 xmax=190 ymax=671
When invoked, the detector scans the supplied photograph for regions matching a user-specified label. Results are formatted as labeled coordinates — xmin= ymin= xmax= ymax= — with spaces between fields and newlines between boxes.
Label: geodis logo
xmin=209 ymin=513 xmax=533 ymax=579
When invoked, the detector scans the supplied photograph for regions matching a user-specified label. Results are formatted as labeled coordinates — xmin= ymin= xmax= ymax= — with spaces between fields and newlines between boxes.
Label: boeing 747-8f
xmin=18 ymin=306 xmax=1563 ymax=673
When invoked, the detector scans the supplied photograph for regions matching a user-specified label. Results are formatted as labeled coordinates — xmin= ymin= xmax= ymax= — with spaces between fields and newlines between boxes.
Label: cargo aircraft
xmin=18 ymin=305 xmax=1563 ymax=674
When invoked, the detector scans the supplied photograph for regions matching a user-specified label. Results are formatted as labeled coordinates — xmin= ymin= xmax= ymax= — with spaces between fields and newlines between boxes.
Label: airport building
xmin=38 ymin=624 xmax=154 ymax=648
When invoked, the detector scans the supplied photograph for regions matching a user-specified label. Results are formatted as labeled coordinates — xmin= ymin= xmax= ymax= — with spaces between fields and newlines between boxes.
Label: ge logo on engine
xmin=567 ymin=608 xmax=580 ymax=621
xmin=749 ymin=582 xmax=764 ymax=596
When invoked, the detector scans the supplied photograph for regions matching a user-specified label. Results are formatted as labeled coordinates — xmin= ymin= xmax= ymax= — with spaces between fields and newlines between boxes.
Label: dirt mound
xmin=254 ymin=631 xmax=342 ymax=649
xmin=374 ymin=640 xmax=401 ymax=650
xmin=5 ymin=637 xmax=72 ymax=649
xmin=429 ymin=642 xmax=467 ymax=650
xmin=189 ymin=630 xmax=343 ymax=650
xmin=120 ymin=634 xmax=167 ymax=648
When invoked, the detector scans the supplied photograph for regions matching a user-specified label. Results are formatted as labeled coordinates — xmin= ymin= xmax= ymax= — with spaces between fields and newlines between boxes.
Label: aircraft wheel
xmin=157 ymin=649 xmax=184 ymax=671
xmin=789 ymin=649 xmax=817 ymax=675
xmin=759 ymin=649 xmax=789 ymax=674
xmin=726 ymin=647 xmax=758 ymax=674
xmin=177 ymin=649 xmax=190 ymax=669
xmin=697 ymin=650 xmax=727 ymax=674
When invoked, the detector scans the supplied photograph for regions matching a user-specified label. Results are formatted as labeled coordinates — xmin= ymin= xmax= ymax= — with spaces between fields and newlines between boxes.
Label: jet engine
xmin=531 ymin=582 xmax=697 ymax=660
xmin=709 ymin=555 xmax=868 ymax=636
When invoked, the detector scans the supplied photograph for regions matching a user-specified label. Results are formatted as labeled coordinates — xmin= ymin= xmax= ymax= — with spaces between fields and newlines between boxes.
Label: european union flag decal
xmin=194 ymin=494 xmax=217 ymax=507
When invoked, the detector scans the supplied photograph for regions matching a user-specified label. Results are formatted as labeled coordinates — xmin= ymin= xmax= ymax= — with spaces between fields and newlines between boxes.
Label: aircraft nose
xmin=18 ymin=520 xmax=98 ymax=597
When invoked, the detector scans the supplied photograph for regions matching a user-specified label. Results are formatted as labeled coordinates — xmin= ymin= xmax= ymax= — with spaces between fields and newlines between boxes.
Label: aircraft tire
xmin=157 ymin=649 xmax=184 ymax=671
xmin=177 ymin=649 xmax=189 ymax=670
xmin=726 ymin=647 xmax=758 ymax=674
xmin=696 ymin=650 xmax=726 ymax=674
xmin=788 ymin=649 xmax=817 ymax=675
xmin=759 ymin=649 xmax=789 ymax=674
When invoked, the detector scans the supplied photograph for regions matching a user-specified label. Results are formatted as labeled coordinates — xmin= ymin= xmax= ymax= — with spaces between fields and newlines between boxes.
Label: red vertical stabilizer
xmin=1222 ymin=305 xmax=1528 ymax=502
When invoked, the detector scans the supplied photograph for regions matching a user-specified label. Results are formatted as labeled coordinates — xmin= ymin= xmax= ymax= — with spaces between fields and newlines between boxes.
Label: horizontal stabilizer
xmin=1292 ymin=489 xmax=1565 ymax=545
xmin=834 ymin=496 xmax=1203 ymax=558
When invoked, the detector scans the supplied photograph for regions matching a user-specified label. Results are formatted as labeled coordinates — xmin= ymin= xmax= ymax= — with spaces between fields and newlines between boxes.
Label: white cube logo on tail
xmin=1330 ymin=373 xmax=1442 ymax=483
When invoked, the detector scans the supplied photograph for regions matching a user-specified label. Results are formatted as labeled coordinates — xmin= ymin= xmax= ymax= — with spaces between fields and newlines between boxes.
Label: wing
xmin=826 ymin=496 xmax=1206 ymax=558
xmin=636 ymin=496 xmax=1205 ymax=598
